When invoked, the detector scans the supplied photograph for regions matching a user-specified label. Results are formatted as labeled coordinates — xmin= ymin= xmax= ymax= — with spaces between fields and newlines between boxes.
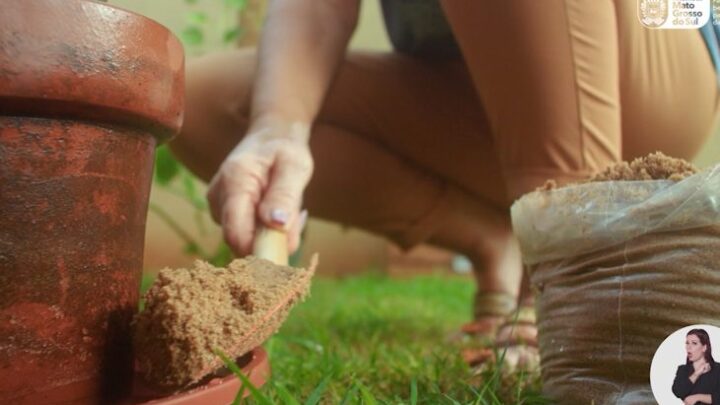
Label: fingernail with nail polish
xmin=271 ymin=208 xmax=289 ymax=226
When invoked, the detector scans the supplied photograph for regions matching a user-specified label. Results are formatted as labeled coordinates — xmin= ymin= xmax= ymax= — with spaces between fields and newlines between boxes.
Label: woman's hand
xmin=207 ymin=120 xmax=313 ymax=256
xmin=683 ymin=393 xmax=712 ymax=405
xmin=202 ymin=0 xmax=357 ymax=258
xmin=690 ymin=362 xmax=711 ymax=382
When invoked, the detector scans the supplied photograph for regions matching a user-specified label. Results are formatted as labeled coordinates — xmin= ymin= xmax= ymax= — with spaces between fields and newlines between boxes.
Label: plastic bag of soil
xmin=510 ymin=157 xmax=720 ymax=404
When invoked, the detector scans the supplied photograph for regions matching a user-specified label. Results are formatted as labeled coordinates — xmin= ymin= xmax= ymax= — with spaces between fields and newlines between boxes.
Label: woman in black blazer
xmin=673 ymin=329 xmax=720 ymax=405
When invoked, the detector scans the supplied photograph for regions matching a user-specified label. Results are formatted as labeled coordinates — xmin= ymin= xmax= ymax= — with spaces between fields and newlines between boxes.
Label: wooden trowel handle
xmin=253 ymin=227 xmax=289 ymax=266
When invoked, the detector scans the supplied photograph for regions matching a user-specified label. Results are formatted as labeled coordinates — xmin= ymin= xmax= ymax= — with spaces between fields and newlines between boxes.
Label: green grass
xmin=142 ymin=271 xmax=545 ymax=404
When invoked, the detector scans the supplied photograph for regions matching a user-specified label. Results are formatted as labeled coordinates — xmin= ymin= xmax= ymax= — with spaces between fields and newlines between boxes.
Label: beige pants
xmin=174 ymin=0 xmax=718 ymax=281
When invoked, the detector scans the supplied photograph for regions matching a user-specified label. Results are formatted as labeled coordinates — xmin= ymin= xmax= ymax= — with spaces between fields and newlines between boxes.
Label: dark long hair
xmin=686 ymin=329 xmax=715 ymax=365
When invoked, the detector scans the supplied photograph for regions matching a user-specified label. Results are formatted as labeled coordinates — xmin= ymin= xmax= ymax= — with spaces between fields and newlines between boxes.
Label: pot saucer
xmin=131 ymin=347 xmax=270 ymax=405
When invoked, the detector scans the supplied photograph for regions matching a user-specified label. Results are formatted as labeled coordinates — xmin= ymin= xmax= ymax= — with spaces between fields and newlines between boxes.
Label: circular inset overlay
xmin=650 ymin=324 xmax=720 ymax=404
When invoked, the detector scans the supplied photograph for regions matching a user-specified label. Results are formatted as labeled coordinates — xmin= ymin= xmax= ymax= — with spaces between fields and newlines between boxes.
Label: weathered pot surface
xmin=0 ymin=0 xmax=183 ymax=403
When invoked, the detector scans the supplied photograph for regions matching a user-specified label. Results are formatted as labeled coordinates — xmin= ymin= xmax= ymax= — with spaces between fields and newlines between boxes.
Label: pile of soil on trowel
xmin=133 ymin=256 xmax=316 ymax=389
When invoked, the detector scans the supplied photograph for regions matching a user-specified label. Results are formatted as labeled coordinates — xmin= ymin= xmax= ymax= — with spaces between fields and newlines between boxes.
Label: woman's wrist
xmin=247 ymin=113 xmax=312 ymax=143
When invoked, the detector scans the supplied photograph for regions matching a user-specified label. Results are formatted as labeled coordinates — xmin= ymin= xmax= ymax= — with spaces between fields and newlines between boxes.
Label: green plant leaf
xmin=215 ymin=349 xmax=274 ymax=405
xmin=182 ymin=172 xmax=198 ymax=200
xmin=303 ymin=373 xmax=333 ymax=405
xmin=410 ymin=378 xmax=418 ymax=405
xmin=274 ymin=382 xmax=301 ymax=405
xmin=181 ymin=26 xmax=204 ymax=46
xmin=356 ymin=382 xmax=377 ymax=405
xmin=186 ymin=11 xmax=208 ymax=25
xmin=442 ymin=393 xmax=463 ymax=405
xmin=154 ymin=146 xmax=180 ymax=185
xmin=281 ymin=336 xmax=324 ymax=354
xmin=223 ymin=27 xmax=244 ymax=44
xmin=193 ymin=209 xmax=208 ymax=235
xmin=180 ymin=171 xmax=207 ymax=209
xmin=339 ymin=384 xmax=359 ymax=405
xmin=183 ymin=242 xmax=200 ymax=256
xmin=210 ymin=242 xmax=234 ymax=267
xmin=184 ymin=0 xmax=198 ymax=4
xmin=231 ymin=384 xmax=243 ymax=405
xmin=225 ymin=0 xmax=248 ymax=10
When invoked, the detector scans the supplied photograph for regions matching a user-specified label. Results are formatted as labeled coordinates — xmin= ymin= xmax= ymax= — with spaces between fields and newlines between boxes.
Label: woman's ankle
xmin=468 ymin=229 xmax=523 ymax=302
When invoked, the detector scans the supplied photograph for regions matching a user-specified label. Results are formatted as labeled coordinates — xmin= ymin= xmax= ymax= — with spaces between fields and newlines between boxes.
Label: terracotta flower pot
xmin=0 ymin=0 xmax=183 ymax=403
xmin=130 ymin=347 xmax=271 ymax=405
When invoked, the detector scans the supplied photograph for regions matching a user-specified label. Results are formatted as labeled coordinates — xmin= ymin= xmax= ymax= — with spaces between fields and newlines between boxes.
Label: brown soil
xmin=539 ymin=152 xmax=698 ymax=191
xmin=586 ymin=152 xmax=697 ymax=182
xmin=520 ymin=152 xmax=716 ymax=403
xmin=133 ymin=256 xmax=316 ymax=389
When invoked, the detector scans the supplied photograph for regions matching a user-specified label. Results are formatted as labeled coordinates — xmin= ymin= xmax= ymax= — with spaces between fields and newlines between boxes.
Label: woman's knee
xmin=171 ymin=49 xmax=257 ymax=180
xmin=184 ymin=49 xmax=256 ymax=137
xmin=618 ymin=30 xmax=718 ymax=160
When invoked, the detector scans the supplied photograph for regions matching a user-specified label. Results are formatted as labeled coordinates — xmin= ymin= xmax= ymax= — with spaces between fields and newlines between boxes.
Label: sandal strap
xmin=513 ymin=305 xmax=536 ymax=324
xmin=473 ymin=291 xmax=517 ymax=318
xmin=496 ymin=330 xmax=538 ymax=348
xmin=497 ymin=305 xmax=537 ymax=334
xmin=460 ymin=316 xmax=505 ymax=335
xmin=496 ymin=305 xmax=538 ymax=347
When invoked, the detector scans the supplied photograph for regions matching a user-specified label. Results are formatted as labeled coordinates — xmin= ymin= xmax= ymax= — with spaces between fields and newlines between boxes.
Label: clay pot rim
xmin=0 ymin=0 xmax=185 ymax=141
xmin=132 ymin=347 xmax=271 ymax=405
